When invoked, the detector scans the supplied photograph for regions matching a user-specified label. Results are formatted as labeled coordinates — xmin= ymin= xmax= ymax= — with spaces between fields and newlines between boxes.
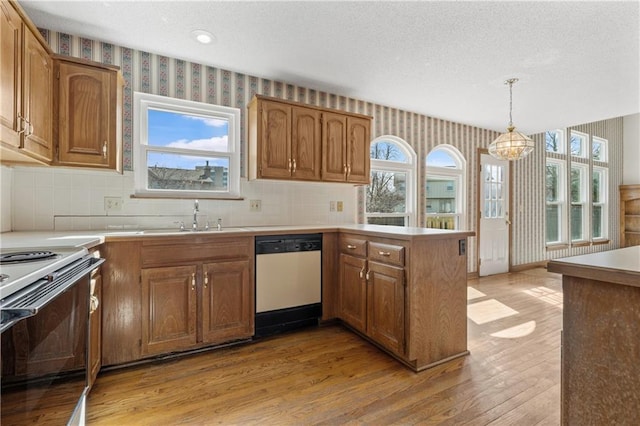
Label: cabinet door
xmin=339 ymin=253 xmax=367 ymax=333
xmin=291 ymin=105 xmax=321 ymax=180
xmin=0 ymin=1 xmax=21 ymax=148
xmin=56 ymin=60 xmax=117 ymax=168
xmin=322 ymin=112 xmax=347 ymax=182
xmin=202 ymin=259 xmax=253 ymax=344
xmin=367 ymin=261 xmax=405 ymax=355
xmin=346 ymin=116 xmax=371 ymax=184
xmin=259 ymin=100 xmax=292 ymax=179
xmin=141 ymin=265 xmax=197 ymax=356
xmin=88 ymin=271 xmax=102 ymax=390
xmin=22 ymin=27 xmax=52 ymax=161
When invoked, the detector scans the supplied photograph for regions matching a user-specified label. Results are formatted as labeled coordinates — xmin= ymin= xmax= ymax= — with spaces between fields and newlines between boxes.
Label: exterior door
xmin=479 ymin=153 xmax=510 ymax=276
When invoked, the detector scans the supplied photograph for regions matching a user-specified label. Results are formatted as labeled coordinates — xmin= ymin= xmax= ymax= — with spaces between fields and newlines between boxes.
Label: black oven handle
xmin=0 ymin=256 xmax=104 ymax=333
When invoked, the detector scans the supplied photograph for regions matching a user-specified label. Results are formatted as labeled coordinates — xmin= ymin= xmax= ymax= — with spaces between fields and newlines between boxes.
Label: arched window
xmin=426 ymin=145 xmax=466 ymax=230
xmin=365 ymin=136 xmax=417 ymax=226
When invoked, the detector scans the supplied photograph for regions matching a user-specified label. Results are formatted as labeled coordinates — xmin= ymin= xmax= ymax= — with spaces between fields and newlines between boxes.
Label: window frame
xmin=425 ymin=145 xmax=466 ymax=230
xmin=570 ymin=163 xmax=589 ymax=243
xmin=545 ymin=158 xmax=567 ymax=246
xmin=592 ymin=136 xmax=608 ymax=162
xmin=570 ymin=130 xmax=589 ymax=159
xmin=133 ymin=92 xmax=242 ymax=199
xmin=592 ymin=166 xmax=608 ymax=241
xmin=545 ymin=129 xmax=565 ymax=154
xmin=365 ymin=136 xmax=417 ymax=227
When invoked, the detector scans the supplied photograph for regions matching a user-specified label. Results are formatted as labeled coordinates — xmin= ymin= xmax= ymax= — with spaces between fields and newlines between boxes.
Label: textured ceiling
xmin=19 ymin=0 xmax=640 ymax=134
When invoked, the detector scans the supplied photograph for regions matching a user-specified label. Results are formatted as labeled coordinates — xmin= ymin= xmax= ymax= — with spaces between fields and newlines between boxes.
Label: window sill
xmin=591 ymin=239 xmax=610 ymax=246
xmin=546 ymin=244 xmax=570 ymax=251
xmin=571 ymin=241 xmax=591 ymax=248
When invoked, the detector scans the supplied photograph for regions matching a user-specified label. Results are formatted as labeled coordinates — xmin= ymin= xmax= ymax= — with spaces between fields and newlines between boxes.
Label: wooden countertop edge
xmin=547 ymin=261 xmax=640 ymax=288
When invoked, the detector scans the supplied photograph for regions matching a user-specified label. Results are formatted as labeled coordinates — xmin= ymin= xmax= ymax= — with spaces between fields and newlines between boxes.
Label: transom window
xmin=545 ymin=130 xmax=565 ymax=154
xmin=365 ymin=136 xmax=416 ymax=227
xmin=134 ymin=92 xmax=241 ymax=198
xmin=570 ymin=131 xmax=588 ymax=158
xmin=592 ymin=136 xmax=608 ymax=162
xmin=426 ymin=145 xmax=465 ymax=230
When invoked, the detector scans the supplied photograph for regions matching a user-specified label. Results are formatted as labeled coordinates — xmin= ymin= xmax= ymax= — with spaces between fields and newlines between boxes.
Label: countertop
xmin=547 ymin=246 xmax=640 ymax=288
xmin=0 ymin=224 xmax=475 ymax=251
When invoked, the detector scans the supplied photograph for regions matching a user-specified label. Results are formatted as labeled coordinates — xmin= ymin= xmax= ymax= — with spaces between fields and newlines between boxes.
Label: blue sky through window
xmin=147 ymin=109 xmax=230 ymax=170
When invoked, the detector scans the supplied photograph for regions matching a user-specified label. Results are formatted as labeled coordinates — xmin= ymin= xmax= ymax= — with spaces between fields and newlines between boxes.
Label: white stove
xmin=0 ymin=246 xmax=89 ymax=301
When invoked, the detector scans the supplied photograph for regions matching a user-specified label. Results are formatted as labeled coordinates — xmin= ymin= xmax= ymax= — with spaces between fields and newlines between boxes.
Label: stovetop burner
xmin=0 ymin=251 xmax=57 ymax=265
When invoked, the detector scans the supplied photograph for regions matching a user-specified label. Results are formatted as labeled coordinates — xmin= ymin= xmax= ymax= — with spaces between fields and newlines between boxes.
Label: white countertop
xmin=0 ymin=224 xmax=474 ymax=250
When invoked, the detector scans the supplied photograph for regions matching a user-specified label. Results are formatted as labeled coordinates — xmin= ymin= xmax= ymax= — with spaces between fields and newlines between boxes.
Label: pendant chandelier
xmin=488 ymin=78 xmax=534 ymax=161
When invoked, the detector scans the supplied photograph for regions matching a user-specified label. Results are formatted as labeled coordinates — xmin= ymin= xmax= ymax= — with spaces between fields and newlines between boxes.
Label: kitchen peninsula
xmin=547 ymin=246 xmax=640 ymax=425
xmin=1 ymin=225 xmax=474 ymax=373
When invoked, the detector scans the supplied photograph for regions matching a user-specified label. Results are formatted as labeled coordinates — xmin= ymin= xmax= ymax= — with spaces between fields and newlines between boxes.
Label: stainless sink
xmin=139 ymin=227 xmax=247 ymax=235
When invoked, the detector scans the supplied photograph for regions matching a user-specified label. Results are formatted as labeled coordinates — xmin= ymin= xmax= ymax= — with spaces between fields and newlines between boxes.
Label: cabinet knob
xmin=102 ymin=141 xmax=107 ymax=159
xmin=191 ymin=273 xmax=196 ymax=290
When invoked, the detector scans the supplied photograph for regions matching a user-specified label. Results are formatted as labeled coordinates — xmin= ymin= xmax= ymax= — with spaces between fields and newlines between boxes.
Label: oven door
xmin=1 ymin=257 xmax=104 ymax=426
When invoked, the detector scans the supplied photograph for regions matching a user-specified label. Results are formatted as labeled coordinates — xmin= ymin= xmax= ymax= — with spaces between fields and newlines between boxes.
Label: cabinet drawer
xmin=368 ymin=242 xmax=404 ymax=267
xmin=142 ymin=238 xmax=252 ymax=267
xmin=339 ymin=236 xmax=367 ymax=257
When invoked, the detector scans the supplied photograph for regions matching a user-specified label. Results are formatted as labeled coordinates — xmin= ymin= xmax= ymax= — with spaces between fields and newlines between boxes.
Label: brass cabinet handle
xmin=292 ymin=159 xmax=296 ymax=173
xmin=89 ymin=295 xmax=99 ymax=314
xmin=347 ymin=164 xmax=351 ymax=176
xmin=204 ymin=272 xmax=208 ymax=289
xmin=359 ymin=267 xmax=365 ymax=279
xmin=16 ymin=115 xmax=26 ymax=135
xmin=288 ymin=158 xmax=292 ymax=172
xmin=346 ymin=244 xmax=357 ymax=249
xmin=191 ymin=273 xmax=196 ymax=290
xmin=378 ymin=251 xmax=391 ymax=257
xmin=343 ymin=163 xmax=347 ymax=174
xmin=102 ymin=141 xmax=107 ymax=158
xmin=365 ymin=270 xmax=370 ymax=281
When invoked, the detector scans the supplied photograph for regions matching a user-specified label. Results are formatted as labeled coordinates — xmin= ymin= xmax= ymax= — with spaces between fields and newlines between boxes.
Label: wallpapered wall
xmin=37 ymin=29 xmax=624 ymax=272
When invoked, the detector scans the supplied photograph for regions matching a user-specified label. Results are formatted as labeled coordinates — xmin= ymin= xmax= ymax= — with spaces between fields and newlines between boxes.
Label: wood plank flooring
xmin=86 ymin=268 xmax=562 ymax=425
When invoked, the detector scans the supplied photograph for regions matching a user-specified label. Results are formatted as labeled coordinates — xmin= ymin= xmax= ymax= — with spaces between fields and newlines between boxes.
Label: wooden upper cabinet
xmin=346 ymin=116 xmax=371 ymax=184
xmin=55 ymin=57 xmax=122 ymax=170
xmin=258 ymin=100 xmax=291 ymax=179
xmin=0 ymin=0 xmax=21 ymax=149
xmin=321 ymin=112 xmax=348 ymax=182
xmin=248 ymin=95 xmax=371 ymax=183
xmin=0 ymin=1 xmax=53 ymax=164
xmin=291 ymin=106 xmax=321 ymax=180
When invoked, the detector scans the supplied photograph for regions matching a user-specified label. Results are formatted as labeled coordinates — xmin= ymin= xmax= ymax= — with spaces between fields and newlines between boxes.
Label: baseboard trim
xmin=510 ymin=261 xmax=548 ymax=272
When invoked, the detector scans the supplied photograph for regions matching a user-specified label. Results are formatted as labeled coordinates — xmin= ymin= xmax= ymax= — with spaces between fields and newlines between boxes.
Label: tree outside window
xmin=365 ymin=137 xmax=416 ymax=226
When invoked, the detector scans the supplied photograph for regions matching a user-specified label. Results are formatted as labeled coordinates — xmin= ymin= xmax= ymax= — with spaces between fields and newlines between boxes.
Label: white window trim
xmin=592 ymin=166 xmax=609 ymax=241
xmin=133 ymin=92 xmax=241 ymax=199
xmin=592 ymin=136 xmax=608 ymax=162
xmin=546 ymin=158 xmax=567 ymax=245
xmin=365 ymin=136 xmax=417 ymax=227
xmin=545 ymin=129 xmax=566 ymax=154
xmin=570 ymin=130 xmax=589 ymax=159
xmin=426 ymin=145 xmax=466 ymax=230
xmin=570 ymin=163 xmax=589 ymax=243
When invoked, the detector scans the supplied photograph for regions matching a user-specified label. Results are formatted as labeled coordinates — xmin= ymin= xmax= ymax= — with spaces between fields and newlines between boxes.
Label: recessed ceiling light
xmin=191 ymin=29 xmax=215 ymax=45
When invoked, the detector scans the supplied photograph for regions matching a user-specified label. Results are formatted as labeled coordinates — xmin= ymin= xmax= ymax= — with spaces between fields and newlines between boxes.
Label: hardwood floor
xmin=87 ymin=268 xmax=562 ymax=425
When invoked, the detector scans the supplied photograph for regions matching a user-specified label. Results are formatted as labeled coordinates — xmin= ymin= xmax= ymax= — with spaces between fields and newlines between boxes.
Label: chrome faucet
xmin=192 ymin=200 xmax=199 ymax=230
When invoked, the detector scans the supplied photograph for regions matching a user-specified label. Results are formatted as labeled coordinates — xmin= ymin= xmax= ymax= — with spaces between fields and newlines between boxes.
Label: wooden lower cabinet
xmin=338 ymin=231 xmax=470 ymax=371
xmin=141 ymin=265 xmax=198 ymax=356
xmin=102 ymin=237 xmax=254 ymax=366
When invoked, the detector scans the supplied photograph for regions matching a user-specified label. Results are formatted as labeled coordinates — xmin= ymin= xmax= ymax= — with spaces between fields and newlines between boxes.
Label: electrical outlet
xmin=330 ymin=201 xmax=336 ymax=212
xmin=104 ymin=196 xmax=123 ymax=212
xmin=337 ymin=201 xmax=344 ymax=212
xmin=250 ymin=199 xmax=262 ymax=212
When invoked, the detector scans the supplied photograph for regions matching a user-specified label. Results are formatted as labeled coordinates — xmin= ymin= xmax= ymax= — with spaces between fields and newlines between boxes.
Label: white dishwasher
xmin=255 ymin=234 xmax=322 ymax=338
